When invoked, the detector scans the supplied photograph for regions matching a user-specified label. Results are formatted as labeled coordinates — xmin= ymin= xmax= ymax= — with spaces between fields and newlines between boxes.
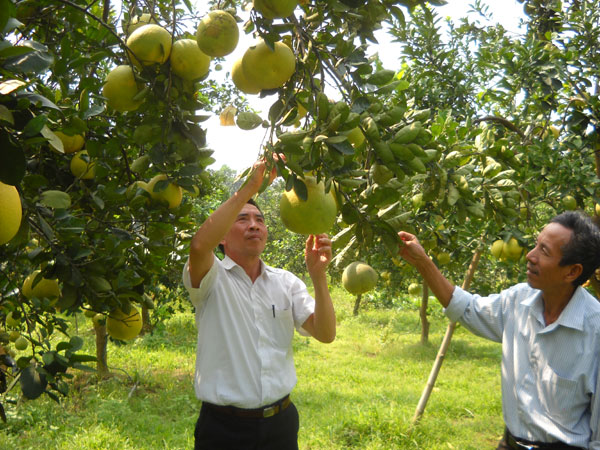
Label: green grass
xmin=1 ymin=287 xmax=504 ymax=449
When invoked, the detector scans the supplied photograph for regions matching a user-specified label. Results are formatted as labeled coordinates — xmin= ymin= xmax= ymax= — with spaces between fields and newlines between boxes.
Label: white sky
xmin=203 ymin=1 xmax=525 ymax=173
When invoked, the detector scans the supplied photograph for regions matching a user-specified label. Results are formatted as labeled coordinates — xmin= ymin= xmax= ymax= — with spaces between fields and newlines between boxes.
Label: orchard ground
xmin=1 ymin=285 xmax=503 ymax=450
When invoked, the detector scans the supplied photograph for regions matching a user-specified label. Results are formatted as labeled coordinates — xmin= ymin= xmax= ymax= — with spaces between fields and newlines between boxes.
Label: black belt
xmin=505 ymin=428 xmax=584 ymax=450
xmin=204 ymin=395 xmax=291 ymax=419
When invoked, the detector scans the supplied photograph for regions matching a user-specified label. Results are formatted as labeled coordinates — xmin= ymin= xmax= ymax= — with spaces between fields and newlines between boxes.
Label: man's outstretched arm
xmin=302 ymin=234 xmax=336 ymax=343
xmin=188 ymin=162 xmax=275 ymax=288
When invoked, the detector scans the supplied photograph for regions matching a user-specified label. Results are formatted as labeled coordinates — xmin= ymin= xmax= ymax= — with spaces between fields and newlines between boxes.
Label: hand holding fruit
xmin=397 ymin=231 xmax=429 ymax=267
xmin=305 ymin=234 xmax=332 ymax=277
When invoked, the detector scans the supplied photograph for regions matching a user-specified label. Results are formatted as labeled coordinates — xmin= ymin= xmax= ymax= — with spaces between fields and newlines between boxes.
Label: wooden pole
xmin=419 ymin=283 xmax=430 ymax=345
xmin=412 ymin=247 xmax=482 ymax=424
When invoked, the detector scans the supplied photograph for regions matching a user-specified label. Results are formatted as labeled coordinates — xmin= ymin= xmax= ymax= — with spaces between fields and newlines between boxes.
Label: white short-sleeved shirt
xmin=182 ymin=254 xmax=315 ymax=409
xmin=445 ymin=283 xmax=600 ymax=448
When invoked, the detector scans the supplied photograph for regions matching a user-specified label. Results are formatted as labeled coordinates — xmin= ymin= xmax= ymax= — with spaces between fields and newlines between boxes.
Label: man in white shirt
xmin=183 ymin=160 xmax=336 ymax=450
xmin=398 ymin=211 xmax=600 ymax=450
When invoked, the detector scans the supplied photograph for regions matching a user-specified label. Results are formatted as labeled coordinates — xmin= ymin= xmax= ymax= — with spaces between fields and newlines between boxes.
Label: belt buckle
xmin=262 ymin=405 xmax=277 ymax=418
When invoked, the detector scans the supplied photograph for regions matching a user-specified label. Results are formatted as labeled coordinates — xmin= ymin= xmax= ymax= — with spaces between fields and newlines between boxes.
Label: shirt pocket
xmin=263 ymin=303 xmax=294 ymax=350
xmin=538 ymin=365 xmax=583 ymax=425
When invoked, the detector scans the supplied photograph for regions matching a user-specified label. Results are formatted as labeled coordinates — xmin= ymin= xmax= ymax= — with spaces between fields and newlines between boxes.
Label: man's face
xmin=526 ymin=222 xmax=574 ymax=291
xmin=221 ymin=203 xmax=268 ymax=259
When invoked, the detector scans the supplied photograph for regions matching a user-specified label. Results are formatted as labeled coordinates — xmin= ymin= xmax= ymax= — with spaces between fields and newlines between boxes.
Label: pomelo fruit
xmin=242 ymin=40 xmax=296 ymax=90
xmin=70 ymin=150 xmax=95 ymax=179
xmin=124 ymin=12 xmax=157 ymax=36
xmin=126 ymin=24 xmax=172 ymax=67
xmin=169 ymin=38 xmax=211 ymax=81
xmin=342 ymin=261 xmax=378 ymax=295
xmin=54 ymin=131 xmax=85 ymax=154
xmin=147 ymin=174 xmax=182 ymax=209
xmin=106 ymin=307 xmax=142 ymax=340
xmin=231 ymin=58 xmax=261 ymax=94
xmin=102 ymin=65 xmax=144 ymax=112
xmin=280 ymin=176 xmax=337 ymax=235
xmin=253 ymin=0 xmax=298 ymax=19
xmin=22 ymin=270 xmax=60 ymax=300
xmin=196 ymin=10 xmax=239 ymax=57
xmin=0 ymin=182 xmax=22 ymax=245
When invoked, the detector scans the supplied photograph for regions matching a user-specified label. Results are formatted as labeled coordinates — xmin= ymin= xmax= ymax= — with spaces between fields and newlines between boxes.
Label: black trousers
xmin=497 ymin=427 xmax=584 ymax=450
xmin=194 ymin=401 xmax=300 ymax=450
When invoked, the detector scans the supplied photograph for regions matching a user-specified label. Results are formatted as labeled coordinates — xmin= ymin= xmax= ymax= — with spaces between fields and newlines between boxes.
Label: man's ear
xmin=565 ymin=263 xmax=583 ymax=283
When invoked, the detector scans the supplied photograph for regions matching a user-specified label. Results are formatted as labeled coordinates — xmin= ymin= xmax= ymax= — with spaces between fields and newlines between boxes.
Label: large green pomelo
xmin=280 ymin=176 xmax=337 ymax=235
xmin=342 ymin=261 xmax=378 ymax=295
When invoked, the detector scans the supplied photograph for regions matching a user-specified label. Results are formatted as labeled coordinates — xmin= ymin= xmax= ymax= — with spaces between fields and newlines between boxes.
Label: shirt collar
xmin=520 ymin=286 xmax=585 ymax=331
xmin=221 ymin=255 xmax=271 ymax=278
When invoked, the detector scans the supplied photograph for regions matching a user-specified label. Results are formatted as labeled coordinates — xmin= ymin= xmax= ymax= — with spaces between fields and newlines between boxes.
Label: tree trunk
xmin=93 ymin=321 xmax=110 ymax=379
xmin=420 ymin=283 xmax=430 ymax=345
xmin=412 ymin=247 xmax=482 ymax=424
xmin=353 ymin=293 xmax=362 ymax=316
xmin=140 ymin=304 xmax=152 ymax=335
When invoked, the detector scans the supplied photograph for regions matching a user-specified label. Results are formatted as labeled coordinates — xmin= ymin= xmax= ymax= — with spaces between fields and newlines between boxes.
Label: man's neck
xmin=230 ymin=254 xmax=262 ymax=282
xmin=542 ymin=285 xmax=576 ymax=325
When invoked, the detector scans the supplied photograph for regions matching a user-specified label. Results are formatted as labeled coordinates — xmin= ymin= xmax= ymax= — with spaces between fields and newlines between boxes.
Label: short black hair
xmin=550 ymin=211 xmax=600 ymax=287
xmin=218 ymin=198 xmax=263 ymax=255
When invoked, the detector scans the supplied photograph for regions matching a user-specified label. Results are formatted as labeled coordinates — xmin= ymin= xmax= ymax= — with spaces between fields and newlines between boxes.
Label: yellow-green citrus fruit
xmin=253 ymin=0 xmax=298 ymax=19
xmin=0 ymin=182 xmax=22 ymax=245
xmin=491 ymin=239 xmax=505 ymax=259
xmin=126 ymin=24 xmax=172 ymax=66
xmin=342 ymin=261 xmax=378 ymax=295
xmin=9 ymin=330 xmax=20 ymax=342
xmin=437 ymin=251 xmax=451 ymax=265
xmin=169 ymin=38 xmax=211 ymax=81
xmin=561 ymin=195 xmax=577 ymax=211
xmin=504 ymin=237 xmax=523 ymax=261
xmin=70 ymin=150 xmax=95 ymax=179
xmin=22 ymin=270 xmax=60 ymax=300
xmin=14 ymin=336 xmax=28 ymax=351
xmin=196 ymin=10 xmax=239 ymax=57
xmin=595 ymin=203 xmax=600 ymax=217
xmin=6 ymin=311 xmax=20 ymax=328
xmin=231 ymin=58 xmax=261 ymax=94
xmin=147 ymin=174 xmax=182 ymax=209
xmin=280 ymin=176 xmax=337 ymax=235
xmin=106 ymin=307 xmax=142 ymax=341
xmin=408 ymin=282 xmax=422 ymax=297
xmin=124 ymin=12 xmax=157 ymax=36
xmin=346 ymin=126 xmax=365 ymax=147
xmin=102 ymin=65 xmax=144 ymax=112
xmin=242 ymin=40 xmax=296 ymax=90
xmin=54 ymin=131 xmax=85 ymax=154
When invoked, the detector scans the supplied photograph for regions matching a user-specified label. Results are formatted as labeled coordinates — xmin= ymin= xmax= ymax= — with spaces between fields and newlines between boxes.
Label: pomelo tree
xmin=1 ymin=0 xmax=600 ymax=427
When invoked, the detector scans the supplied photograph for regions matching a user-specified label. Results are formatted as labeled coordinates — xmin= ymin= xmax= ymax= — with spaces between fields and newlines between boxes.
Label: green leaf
xmin=0 ymin=45 xmax=34 ymax=59
xmin=40 ymin=125 xmax=64 ymax=153
xmin=22 ymin=114 xmax=47 ymax=137
xmin=0 ymin=105 xmax=14 ymax=125
xmin=40 ymin=190 xmax=71 ymax=209
xmin=293 ymin=178 xmax=308 ymax=201
xmin=4 ymin=40 xmax=53 ymax=73
xmin=0 ymin=132 xmax=26 ymax=185
xmin=20 ymin=365 xmax=47 ymax=400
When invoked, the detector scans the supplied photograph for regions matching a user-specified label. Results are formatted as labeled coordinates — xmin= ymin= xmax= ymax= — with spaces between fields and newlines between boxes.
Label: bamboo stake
xmin=412 ymin=247 xmax=482 ymax=424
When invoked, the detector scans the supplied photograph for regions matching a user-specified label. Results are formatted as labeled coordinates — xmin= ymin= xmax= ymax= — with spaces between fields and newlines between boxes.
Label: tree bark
xmin=412 ymin=247 xmax=482 ymax=424
xmin=353 ymin=293 xmax=362 ymax=316
xmin=419 ymin=283 xmax=430 ymax=345
xmin=140 ymin=304 xmax=152 ymax=335
xmin=93 ymin=321 xmax=110 ymax=379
